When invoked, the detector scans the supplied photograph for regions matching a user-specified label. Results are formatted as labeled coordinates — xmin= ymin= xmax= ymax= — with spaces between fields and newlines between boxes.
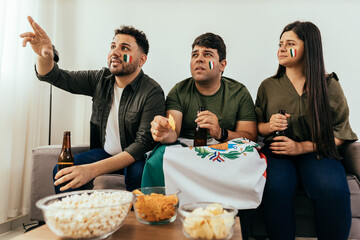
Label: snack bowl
xmin=178 ymin=202 xmax=238 ymax=240
xmin=36 ymin=189 xmax=133 ymax=240
xmin=133 ymin=186 xmax=181 ymax=225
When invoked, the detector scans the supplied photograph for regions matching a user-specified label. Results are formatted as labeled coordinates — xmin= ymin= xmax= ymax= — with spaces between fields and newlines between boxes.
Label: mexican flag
xmin=123 ymin=54 xmax=132 ymax=63
xmin=142 ymin=138 xmax=267 ymax=209
xmin=290 ymin=49 xmax=296 ymax=57
xmin=209 ymin=61 xmax=215 ymax=69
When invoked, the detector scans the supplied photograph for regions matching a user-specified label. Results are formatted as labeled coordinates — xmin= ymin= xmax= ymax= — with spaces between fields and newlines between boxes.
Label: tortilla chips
xmin=133 ymin=189 xmax=178 ymax=222
xmin=168 ymin=114 xmax=176 ymax=131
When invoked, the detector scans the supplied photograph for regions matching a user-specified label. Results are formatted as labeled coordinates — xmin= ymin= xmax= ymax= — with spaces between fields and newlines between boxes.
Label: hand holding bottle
xmin=269 ymin=110 xmax=291 ymax=133
xmin=195 ymin=109 xmax=220 ymax=141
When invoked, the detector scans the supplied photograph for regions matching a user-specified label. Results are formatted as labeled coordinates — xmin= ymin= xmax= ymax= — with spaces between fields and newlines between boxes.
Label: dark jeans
xmin=53 ymin=148 xmax=145 ymax=194
xmin=261 ymin=146 xmax=351 ymax=240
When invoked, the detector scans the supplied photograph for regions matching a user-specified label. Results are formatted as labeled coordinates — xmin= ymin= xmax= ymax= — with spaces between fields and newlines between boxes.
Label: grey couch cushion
xmin=93 ymin=174 xmax=126 ymax=190
xmin=341 ymin=142 xmax=360 ymax=180
xmin=348 ymin=175 xmax=360 ymax=217
xmin=30 ymin=145 xmax=90 ymax=221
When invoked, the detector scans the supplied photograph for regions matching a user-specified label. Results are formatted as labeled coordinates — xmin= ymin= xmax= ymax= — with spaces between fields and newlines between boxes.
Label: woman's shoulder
xmin=258 ymin=75 xmax=280 ymax=89
xmin=326 ymin=72 xmax=339 ymax=81
xmin=326 ymin=72 xmax=347 ymax=101
xmin=326 ymin=72 xmax=339 ymax=85
xmin=326 ymin=72 xmax=342 ymax=89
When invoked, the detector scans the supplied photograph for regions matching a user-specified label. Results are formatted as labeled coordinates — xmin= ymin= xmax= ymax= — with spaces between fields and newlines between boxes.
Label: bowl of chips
xmin=36 ymin=189 xmax=133 ymax=239
xmin=133 ymin=186 xmax=181 ymax=225
xmin=178 ymin=202 xmax=238 ymax=240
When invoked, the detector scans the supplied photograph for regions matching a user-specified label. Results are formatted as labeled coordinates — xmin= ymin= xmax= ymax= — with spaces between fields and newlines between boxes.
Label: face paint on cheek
xmin=290 ymin=49 xmax=297 ymax=57
xmin=123 ymin=54 xmax=132 ymax=63
xmin=208 ymin=61 xmax=215 ymax=70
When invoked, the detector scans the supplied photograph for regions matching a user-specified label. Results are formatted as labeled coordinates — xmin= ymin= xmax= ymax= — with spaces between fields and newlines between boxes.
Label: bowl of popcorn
xmin=178 ymin=202 xmax=238 ymax=240
xmin=36 ymin=189 xmax=133 ymax=240
xmin=132 ymin=186 xmax=180 ymax=225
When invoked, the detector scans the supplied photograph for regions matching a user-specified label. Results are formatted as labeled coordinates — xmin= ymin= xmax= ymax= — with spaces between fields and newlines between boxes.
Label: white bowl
xmin=36 ymin=189 xmax=133 ymax=240
xmin=178 ymin=202 xmax=238 ymax=240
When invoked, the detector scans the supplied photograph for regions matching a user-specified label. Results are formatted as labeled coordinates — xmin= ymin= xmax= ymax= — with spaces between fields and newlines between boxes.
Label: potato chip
xmin=183 ymin=204 xmax=234 ymax=240
xmin=168 ymin=114 xmax=176 ymax=131
xmin=133 ymin=190 xmax=178 ymax=222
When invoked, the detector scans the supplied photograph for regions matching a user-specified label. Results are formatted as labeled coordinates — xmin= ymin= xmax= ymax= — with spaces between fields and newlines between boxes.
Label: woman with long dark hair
xmin=255 ymin=21 xmax=357 ymax=240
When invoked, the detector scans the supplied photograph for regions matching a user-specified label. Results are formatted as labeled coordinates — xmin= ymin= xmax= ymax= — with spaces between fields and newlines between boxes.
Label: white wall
xmin=46 ymin=0 xmax=360 ymax=144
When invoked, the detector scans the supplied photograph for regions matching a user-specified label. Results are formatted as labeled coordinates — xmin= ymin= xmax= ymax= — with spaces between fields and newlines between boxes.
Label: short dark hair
xmin=114 ymin=25 xmax=149 ymax=55
xmin=191 ymin=33 xmax=226 ymax=62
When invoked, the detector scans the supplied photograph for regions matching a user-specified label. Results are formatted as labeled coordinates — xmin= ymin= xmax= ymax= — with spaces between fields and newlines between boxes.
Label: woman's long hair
xmin=274 ymin=21 xmax=340 ymax=159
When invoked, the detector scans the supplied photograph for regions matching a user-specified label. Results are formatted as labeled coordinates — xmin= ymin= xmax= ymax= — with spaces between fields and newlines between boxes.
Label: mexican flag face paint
xmin=209 ymin=61 xmax=215 ymax=69
xmin=290 ymin=49 xmax=296 ymax=57
xmin=123 ymin=54 xmax=132 ymax=63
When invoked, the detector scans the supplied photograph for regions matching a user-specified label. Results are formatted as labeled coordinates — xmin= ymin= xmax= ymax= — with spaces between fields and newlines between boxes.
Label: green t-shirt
xmin=255 ymin=73 xmax=358 ymax=143
xmin=166 ymin=77 xmax=256 ymax=139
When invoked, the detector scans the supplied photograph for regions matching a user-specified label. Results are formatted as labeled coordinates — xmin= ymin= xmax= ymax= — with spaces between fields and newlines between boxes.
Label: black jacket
xmin=36 ymin=63 xmax=165 ymax=161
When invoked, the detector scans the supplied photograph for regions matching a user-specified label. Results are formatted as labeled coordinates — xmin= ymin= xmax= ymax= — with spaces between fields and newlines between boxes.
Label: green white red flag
xmin=290 ymin=49 xmax=296 ymax=57
xmin=209 ymin=61 xmax=215 ymax=69
xmin=123 ymin=54 xmax=132 ymax=63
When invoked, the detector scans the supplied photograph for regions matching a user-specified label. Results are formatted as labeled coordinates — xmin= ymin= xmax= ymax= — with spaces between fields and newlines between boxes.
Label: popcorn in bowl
xmin=179 ymin=202 xmax=238 ymax=240
xmin=36 ymin=190 xmax=133 ymax=239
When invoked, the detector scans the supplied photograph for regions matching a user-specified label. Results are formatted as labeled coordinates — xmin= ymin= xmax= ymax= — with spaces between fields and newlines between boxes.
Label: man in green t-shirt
xmin=151 ymin=32 xmax=257 ymax=144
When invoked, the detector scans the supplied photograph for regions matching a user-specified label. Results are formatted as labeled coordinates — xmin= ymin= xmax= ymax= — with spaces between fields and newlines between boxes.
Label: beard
xmin=108 ymin=57 xmax=139 ymax=76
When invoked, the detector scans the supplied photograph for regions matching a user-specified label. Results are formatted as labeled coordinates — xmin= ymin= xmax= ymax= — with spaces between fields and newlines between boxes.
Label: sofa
xmin=29 ymin=144 xmax=126 ymax=221
xmin=30 ymin=142 xmax=360 ymax=239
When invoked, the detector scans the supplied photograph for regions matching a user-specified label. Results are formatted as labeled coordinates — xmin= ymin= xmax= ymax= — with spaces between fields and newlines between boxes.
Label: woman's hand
xmin=270 ymin=136 xmax=304 ymax=155
xmin=269 ymin=113 xmax=290 ymax=133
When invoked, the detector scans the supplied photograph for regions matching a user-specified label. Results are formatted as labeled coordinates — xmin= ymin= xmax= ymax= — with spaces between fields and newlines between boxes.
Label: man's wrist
xmin=216 ymin=128 xmax=228 ymax=142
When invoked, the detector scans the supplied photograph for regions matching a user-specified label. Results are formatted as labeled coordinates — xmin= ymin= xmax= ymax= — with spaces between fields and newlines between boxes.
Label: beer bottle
xmin=273 ymin=110 xmax=286 ymax=140
xmin=58 ymin=131 xmax=74 ymax=171
xmin=194 ymin=106 xmax=207 ymax=147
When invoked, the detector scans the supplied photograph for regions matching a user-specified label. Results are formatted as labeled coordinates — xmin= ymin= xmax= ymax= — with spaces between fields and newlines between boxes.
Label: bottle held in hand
xmin=58 ymin=131 xmax=74 ymax=189
xmin=273 ymin=110 xmax=286 ymax=141
xmin=194 ymin=106 xmax=207 ymax=147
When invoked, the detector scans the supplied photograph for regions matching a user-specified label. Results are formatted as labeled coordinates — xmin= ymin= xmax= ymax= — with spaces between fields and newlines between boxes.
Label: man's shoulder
xmin=174 ymin=77 xmax=194 ymax=88
xmin=140 ymin=73 xmax=164 ymax=92
xmin=168 ymin=77 xmax=194 ymax=94
xmin=221 ymin=76 xmax=248 ymax=91
xmin=92 ymin=67 xmax=112 ymax=80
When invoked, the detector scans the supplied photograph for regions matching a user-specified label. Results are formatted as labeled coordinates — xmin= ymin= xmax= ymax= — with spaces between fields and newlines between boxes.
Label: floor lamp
xmin=48 ymin=84 xmax=52 ymax=145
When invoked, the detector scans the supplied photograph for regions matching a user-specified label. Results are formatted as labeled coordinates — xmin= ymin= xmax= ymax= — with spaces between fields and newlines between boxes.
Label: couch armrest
xmin=340 ymin=142 xmax=360 ymax=180
xmin=29 ymin=144 xmax=89 ymax=221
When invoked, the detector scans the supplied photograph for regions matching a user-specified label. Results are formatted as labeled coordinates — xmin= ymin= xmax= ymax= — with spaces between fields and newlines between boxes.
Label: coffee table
xmin=11 ymin=212 xmax=242 ymax=239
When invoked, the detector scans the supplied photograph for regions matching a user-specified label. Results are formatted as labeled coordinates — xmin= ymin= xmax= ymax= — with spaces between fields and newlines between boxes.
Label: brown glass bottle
xmin=58 ymin=131 xmax=74 ymax=171
xmin=273 ymin=110 xmax=286 ymax=140
xmin=194 ymin=106 xmax=207 ymax=147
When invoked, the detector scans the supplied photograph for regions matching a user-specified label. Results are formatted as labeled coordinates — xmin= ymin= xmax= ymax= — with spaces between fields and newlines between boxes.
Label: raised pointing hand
xmin=20 ymin=16 xmax=53 ymax=59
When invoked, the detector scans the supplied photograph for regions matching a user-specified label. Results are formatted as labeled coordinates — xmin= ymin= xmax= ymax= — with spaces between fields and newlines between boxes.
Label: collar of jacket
xmin=106 ymin=69 xmax=144 ymax=92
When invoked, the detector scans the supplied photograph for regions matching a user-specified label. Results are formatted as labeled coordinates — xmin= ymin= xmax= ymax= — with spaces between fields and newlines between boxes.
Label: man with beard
xmin=20 ymin=16 xmax=165 ymax=193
